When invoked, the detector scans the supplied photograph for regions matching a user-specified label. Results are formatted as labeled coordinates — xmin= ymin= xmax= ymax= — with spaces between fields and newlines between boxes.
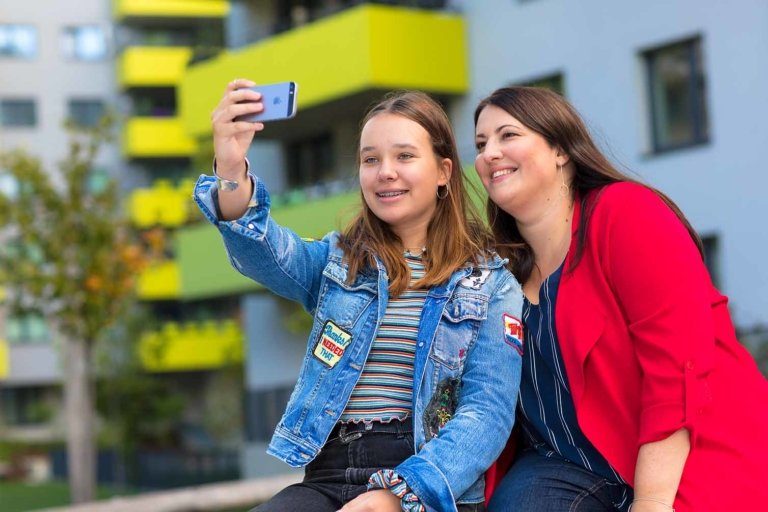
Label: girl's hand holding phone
xmin=211 ymin=78 xmax=265 ymax=181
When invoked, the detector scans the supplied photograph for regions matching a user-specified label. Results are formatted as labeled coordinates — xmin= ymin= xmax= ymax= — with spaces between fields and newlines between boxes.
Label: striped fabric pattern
xmin=518 ymin=262 xmax=629 ymax=499
xmin=339 ymin=253 xmax=427 ymax=423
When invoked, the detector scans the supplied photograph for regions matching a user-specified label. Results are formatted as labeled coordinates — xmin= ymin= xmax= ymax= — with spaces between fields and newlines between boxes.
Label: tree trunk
xmin=64 ymin=336 xmax=96 ymax=503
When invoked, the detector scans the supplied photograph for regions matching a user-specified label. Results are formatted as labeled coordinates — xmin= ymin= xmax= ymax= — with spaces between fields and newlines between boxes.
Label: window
xmin=62 ymin=25 xmax=108 ymax=61
xmin=518 ymin=72 xmax=565 ymax=96
xmin=0 ymin=386 xmax=51 ymax=426
xmin=6 ymin=313 xmax=49 ymax=344
xmin=244 ymin=386 xmax=293 ymax=442
xmin=285 ymin=133 xmax=335 ymax=188
xmin=0 ymin=99 xmax=37 ymax=127
xmin=68 ymin=99 xmax=105 ymax=127
xmin=644 ymin=37 xmax=708 ymax=153
xmin=0 ymin=25 xmax=37 ymax=58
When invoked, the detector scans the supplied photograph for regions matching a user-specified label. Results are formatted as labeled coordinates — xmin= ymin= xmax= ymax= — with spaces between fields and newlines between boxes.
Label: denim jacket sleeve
xmin=394 ymin=272 xmax=524 ymax=511
xmin=193 ymin=173 xmax=331 ymax=313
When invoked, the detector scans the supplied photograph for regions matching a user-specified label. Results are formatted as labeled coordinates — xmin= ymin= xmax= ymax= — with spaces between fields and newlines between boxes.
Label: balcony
xmin=113 ymin=0 xmax=229 ymax=21
xmin=129 ymin=179 xmax=196 ymax=228
xmin=0 ymin=339 xmax=8 ymax=379
xmin=123 ymin=117 xmax=197 ymax=158
xmin=177 ymin=188 xmax=358 ymax=299
xmin=179 ymin=3 xmax=468 ymax=137
xmin=137 ymin=260 xmax=181 ymax=300
xmin=139 ymin=320 xmax=243 ymax=372
xmin=118 ymin=47 xmax=193 ymax=88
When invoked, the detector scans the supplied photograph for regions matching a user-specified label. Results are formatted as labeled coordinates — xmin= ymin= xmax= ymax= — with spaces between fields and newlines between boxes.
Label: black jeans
xmin=253 ymin=418 xmax=484 ymax=512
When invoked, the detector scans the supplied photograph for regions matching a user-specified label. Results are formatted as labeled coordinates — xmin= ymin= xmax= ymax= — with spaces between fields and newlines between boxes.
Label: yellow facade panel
xmin=123 ymin=117 xmax=198 ymax=158
xmin=129 ymin=179 xmax=194 ymax=228
xmin=180 ymin=4 xmax=467 ymax=137
xmin=0 ymin=339 xmax=8 ymax=379
xmin=119 ymin=47 xmax=193 ymax=88
xmin=137 ymin=260 xmax=181 ymax=300
xmin=114 ymin=0 xmax=229 ymax=20
xmin=368 ymin=6 xmax=467 ymax=93
xmin=139 ymin=320 xmax=243 ymax=372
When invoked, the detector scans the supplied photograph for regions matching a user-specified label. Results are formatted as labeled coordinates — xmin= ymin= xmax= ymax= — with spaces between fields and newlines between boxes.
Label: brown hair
xmin=474 ymin=86 xmax=703 ymax=283
xmin=340 ymin=91 xmax=491 ymax=297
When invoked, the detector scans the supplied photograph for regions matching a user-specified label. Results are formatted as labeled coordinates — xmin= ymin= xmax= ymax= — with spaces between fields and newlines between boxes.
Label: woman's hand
xmin=211 ymin=78 xmax=265 ymax=180
xmin=338 ymin=489 xmax=401 ymax=512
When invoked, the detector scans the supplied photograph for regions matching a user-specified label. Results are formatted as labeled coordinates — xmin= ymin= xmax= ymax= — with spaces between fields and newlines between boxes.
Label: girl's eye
xmin=362 ymin=156 xmax=378 ymax=164
xmin=475 ymin=141 xmax=486 ymax=152
xmin=399 ymin=153 xmax=414 ymax=160
xmin=502 ymin=131 xmax=517 ymax=139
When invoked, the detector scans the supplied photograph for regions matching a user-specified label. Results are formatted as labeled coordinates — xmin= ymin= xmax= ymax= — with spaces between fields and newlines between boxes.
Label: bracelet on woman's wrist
xmin=628 ymin=497 xmax=675 ymax=511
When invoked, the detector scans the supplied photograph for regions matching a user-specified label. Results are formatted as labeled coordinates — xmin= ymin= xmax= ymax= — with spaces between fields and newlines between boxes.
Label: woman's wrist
xmin=628 ymin=497 xmax=675 ymax=511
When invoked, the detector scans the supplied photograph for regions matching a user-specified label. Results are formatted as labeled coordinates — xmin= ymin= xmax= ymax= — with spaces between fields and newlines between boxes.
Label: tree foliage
xmin=0 ymin=116 xmax=144 ymax=340
xmin=0 ymin=116 xmax=145 ymax=502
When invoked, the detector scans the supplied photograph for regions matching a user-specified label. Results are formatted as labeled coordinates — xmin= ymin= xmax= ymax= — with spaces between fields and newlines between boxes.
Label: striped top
xmin=339 ymin=253 xmax=427 ymax=423
xmin=519 ymin=262 xmax=630 ymax=496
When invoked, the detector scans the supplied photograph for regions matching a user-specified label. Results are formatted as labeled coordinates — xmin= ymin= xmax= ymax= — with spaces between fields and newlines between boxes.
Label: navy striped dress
xmin=519 ymin=262 xmax=630 ymax=506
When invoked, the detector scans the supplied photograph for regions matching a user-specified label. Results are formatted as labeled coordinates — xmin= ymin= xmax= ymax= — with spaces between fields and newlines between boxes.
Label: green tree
xmin=94 ymin=304 xmax=185 ymax=488
xmin=0 ymin=118 xmax=144 ymax=503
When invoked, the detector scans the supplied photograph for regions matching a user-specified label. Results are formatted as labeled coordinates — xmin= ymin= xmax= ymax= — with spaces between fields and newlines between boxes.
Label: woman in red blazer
xmin=474 ymin=86 xmax=768 ymax=512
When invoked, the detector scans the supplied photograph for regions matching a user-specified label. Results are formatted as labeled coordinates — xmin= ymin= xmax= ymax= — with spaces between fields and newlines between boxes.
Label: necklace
xmin=404 ymin=246 xmax=427 ymax=257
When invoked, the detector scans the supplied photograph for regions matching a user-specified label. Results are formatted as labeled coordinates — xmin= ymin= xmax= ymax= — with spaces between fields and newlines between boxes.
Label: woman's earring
xmin=437 ymin=185 xmax=450 ymax=200
xmin=558 ymin=164 xmax=570 ymax=198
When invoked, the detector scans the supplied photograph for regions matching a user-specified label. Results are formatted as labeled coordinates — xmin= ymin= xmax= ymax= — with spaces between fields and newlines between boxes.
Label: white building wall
xmin=453 ymin=0 xmax=768 ymax=328
xmin=0 ymin=0 xmax=119 ymax=174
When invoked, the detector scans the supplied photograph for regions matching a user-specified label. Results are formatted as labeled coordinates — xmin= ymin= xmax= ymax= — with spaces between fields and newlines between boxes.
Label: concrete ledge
xmin=39 ymin=473 xmax=302 ymax=512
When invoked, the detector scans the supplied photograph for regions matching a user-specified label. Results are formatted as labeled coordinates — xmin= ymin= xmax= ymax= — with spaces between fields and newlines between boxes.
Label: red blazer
xmin=486 ymin=183 xmax=768 ymax=510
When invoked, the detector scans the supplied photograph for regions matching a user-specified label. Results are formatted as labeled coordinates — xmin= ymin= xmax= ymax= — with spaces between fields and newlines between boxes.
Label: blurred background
xmin=1 ymin=0 xmax=766 ymax=510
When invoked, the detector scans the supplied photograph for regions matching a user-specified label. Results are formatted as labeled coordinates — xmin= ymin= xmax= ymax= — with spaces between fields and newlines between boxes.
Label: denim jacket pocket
xmin=430 ymin=294 xmax=489 ymax=370
xmin=315 ymin=260 xmax=377 ymax=328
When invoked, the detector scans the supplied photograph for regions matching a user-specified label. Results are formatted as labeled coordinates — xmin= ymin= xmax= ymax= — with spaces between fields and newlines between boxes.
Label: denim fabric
xmin=252 ymin=420 xmax=484 ymax=512
xmin=194 ymin=174 xmax=523 ymax=512
xmin=487 ymin=449 xmax=632 ymax=512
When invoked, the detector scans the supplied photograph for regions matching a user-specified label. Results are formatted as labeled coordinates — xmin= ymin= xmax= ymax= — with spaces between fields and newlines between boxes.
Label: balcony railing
xmin=129 ymin=179 xmax=196 ymax=228
xmin=177 ymin=187 xmax=359 ymax=299
xmin=113 ymin=0 xmax=230 ymax=21
xmin=118 ymin=47 xmax=193 ymax=88
xmin=180 ymin=3 xmax=467 ymax=137
xmin=123 ymin=117 xmax=198 ymax=158
xmin=0 ymin=339 xmax=8 ymax=379
xmin=139 ymin=320 xmax=244 ymax=372
xmin=137 ymin=260 xmax=181 ymax=300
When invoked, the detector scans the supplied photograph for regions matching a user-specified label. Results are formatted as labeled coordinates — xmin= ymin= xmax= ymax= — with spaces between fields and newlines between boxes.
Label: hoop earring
xmin=558 ymin=164 xmax=570 ymax=198
xmin=437 ymin=185 xmax=450 ymax=200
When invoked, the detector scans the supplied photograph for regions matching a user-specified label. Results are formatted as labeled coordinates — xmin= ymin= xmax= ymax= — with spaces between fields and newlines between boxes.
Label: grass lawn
xmin=0 ymin=481 xmax=133 ymax=512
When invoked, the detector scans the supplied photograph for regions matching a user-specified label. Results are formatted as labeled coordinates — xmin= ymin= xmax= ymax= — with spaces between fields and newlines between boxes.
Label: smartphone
xmin=235 ymin=81 xmax=298 ymax=123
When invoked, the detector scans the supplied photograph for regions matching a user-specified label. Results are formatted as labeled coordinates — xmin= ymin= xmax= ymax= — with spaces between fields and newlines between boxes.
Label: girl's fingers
xmin=212 ymin=102 xmax=262 ymax=126
xmin=217 ymin=121 xmax=263 ymax=137
xmin=225 ymin=78 xmax=256 ymax=93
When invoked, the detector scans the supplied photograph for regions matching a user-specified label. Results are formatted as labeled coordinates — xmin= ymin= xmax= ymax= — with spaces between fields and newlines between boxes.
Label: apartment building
xmin=0 ymin=0 xmax=116 ymax=443
xmin=452 ymin=0 xmax=768 ymax=332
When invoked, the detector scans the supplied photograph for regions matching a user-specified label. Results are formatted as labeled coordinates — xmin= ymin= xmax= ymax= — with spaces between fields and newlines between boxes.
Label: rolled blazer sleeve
xmin=597 ymin=183 xmax=714 ymax=445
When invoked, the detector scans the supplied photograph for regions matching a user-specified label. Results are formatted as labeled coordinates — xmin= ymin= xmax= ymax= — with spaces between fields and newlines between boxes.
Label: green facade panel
xmin=178 ymin=191 xmax=360 ymax=299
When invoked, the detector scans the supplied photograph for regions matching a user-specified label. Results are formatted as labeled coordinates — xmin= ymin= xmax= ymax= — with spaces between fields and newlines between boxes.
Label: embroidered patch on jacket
xmin=459 ymin=268 xmax=490 ymax=290
xmin=423 ymin=378 xmax=460 ymax=440
xmin=503 ymin=314 xmax=524 ymax=355
xmin=313 ymin=320 xmax=352 ymax=368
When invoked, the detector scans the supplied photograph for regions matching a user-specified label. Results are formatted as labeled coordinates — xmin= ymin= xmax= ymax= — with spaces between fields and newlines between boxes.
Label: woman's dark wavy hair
xmin=474 ymin=86 xmax=703 ymax=283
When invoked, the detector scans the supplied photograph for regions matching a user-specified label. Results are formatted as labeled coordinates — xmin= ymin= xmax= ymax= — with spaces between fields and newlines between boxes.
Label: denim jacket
xmin=194 ymin=174 xmax=523 ymax=511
